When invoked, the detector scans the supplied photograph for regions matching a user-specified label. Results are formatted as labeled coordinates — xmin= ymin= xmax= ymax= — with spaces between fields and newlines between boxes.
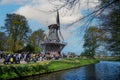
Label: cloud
xmin=15 ymin=0 xmax=99 ymax=25
xmin=15 ymin=0 xmax=55 ymax=26
xmin=14 ymin=0 xmax=85 ymax=26
xmin=1 ymin=0 xmax=99 ymax=26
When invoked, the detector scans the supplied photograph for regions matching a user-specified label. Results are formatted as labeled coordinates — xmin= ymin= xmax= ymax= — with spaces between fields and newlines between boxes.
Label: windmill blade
xmin=58 ymin=30 xmax=64 ymax=41
xmin=45 ymin=30 xmax=49 ymax=37
xmin=44 ymin=30 xmax=49 ymax=40
xmin=56 ymin=10 xmax=60 ymax=29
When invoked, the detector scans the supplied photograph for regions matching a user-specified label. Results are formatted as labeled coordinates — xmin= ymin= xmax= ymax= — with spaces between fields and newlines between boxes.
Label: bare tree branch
xmin=68 ymin=0 xmax=119 ymax=26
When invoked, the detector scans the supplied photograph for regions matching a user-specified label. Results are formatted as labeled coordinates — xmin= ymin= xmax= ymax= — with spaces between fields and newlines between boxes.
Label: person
xmin=0 ymin=52 xmax=2 ymax=59
xmin=9 ymin=54 xmax=14 ymax=64
xmin=15 ymin=54 xmax=20 ymax=64
xmin=26 ymin=53 xmax=30 ymax=62
xmin=3 ymin=55 xmax=10 ymax=64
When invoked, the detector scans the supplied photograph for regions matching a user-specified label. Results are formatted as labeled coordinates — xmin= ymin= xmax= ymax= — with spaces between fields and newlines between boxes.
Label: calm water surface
xmin=23 ymin=61 xmax=120 ymax=80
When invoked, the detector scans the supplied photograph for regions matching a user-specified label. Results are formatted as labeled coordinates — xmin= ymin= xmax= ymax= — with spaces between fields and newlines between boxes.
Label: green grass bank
xmin=96 ymin=57 xmax=120 ymax=61
xmin=0 ymin=58 xmax=99 ymax=79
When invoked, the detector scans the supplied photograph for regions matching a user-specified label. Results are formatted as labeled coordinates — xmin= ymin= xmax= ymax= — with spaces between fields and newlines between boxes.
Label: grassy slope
xmin=0 ymin=58 xmax=99 ymax=79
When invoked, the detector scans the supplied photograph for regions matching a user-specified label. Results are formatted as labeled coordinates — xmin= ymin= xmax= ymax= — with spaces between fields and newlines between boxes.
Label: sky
xmin=0 ymin=0 xmax=99 ymax=55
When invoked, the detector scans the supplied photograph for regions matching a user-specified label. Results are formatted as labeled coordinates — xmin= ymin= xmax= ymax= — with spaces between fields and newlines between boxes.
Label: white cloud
xmin=15 ymin=0 xmax=99 ymax=26
xmin=0 ymin=0 xmax=99 ymax=26
xmin=15 ymin=0 xmax=56 ymax=26
xmin=15 ymin=0 xmax=84 ymax=26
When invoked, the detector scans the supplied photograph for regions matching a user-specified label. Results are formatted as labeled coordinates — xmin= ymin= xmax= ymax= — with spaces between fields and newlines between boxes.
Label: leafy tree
xmin=83 ymin=27 xmax=105 ymax=58
xmin=2 ymin=14 xmax=31 ymax=52
xmin=99 ymin=0 xmax=120 ymax=55
xmin=28 ymin=29 xmax=45 ymax=53
xmin=29 ymin=29 xmax=45 ymax=47
xmin=23 ymin=44 xmax=35 ymax=53
xmin=34 ymin=47 xmax=42 ymax=53
xmin=0 ymin=32 xmax=7 ymax=51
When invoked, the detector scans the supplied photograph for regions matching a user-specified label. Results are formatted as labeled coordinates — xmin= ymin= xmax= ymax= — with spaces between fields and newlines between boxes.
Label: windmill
xmin=41 ymin=10 xmax=67 ymax=59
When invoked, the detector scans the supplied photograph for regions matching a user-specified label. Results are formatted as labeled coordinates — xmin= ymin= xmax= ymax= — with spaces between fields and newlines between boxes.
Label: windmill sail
xmin=56 ymin=10 xmax=60 ymax=29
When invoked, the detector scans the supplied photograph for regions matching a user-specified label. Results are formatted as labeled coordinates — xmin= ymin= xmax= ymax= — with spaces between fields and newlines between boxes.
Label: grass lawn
xmin=0 ymin=58 xmax=99 ymax=79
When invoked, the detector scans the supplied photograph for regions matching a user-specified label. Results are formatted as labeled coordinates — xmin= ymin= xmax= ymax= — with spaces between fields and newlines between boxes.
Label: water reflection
xmin=95 ymin=61 xmax=120 ymax=80
xmin=23 ymin=61 xmax=120 ymax=80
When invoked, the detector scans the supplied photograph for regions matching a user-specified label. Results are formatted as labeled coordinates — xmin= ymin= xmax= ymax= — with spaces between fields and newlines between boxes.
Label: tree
xmin=0 ymin=32 xmax=7 ymax=51
xmin=83 ymin=27 xmax=105 ymax=58
xmin=24 ymin=44 xmax=35 ymax=53
xmin=28 ymin=29 xmax=45 ymax=53
xmin=29 ymin=29 xmax=45 ymax=47
xmin=2 ymin=14 xmax=31 ymax=52
xmin=99 ymin=0 xmax=120 ymax=55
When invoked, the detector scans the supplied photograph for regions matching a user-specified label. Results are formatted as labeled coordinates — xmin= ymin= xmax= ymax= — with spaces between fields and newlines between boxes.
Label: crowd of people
xmin=0 ymin=51 xmax=79 ymax=65
xmin=0 ymin=51 xmax=59 ymax=64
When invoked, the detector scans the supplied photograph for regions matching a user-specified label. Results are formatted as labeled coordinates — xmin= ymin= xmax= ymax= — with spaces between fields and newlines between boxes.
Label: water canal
xmin=21 ymin=61 xmax=120 ymax=80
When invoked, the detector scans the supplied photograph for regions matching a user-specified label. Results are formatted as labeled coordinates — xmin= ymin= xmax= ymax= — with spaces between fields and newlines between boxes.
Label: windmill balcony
xmin=40 ymin=40 xmax=67 ymax=45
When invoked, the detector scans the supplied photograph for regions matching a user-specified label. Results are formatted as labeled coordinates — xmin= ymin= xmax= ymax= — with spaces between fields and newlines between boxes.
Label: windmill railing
xmin=40 ymin=40 xmax=67 ymax=45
